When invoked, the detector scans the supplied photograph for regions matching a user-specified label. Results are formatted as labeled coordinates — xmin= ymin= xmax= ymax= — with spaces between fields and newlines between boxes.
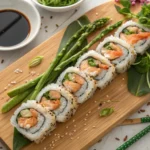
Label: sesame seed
xmin=74 ymin=125 xmax=76 ymax=127
xmin=86 ymin=114 xmax=88 ymax=116
xmin=61 ymin=135 xmax=64 ymax=138
xmin=73 ymin=130 xmax=76 ymax=132
xmin=93 ymin=126 xmax=96 ymax=128
xmin=122 ymin=78 xmax=125 ymax=80
xmin=84 ymin=128 xmax=87 ymax=131
xmin=8 ymin=84 xmax=11 ymax=87
xmin=84 ymin=123 xmax=87 ymax=126
xmin=73 ymin=119 xmax=75 ymax=122
xmin=77 ymin=137 xmax=80 ymax=139
xmin=107 ymin=100 xmax=111 ymax=103
xmin=44 ymin=147 xmax=46 ymax=150
xmin=98 ymin=107 xmax=101 ymax=110
xmin=88 ymin=111 xmax=91 ymax=114
xmin=94 ymin=101 xmax=97 ymax=103
xmin=84 ymin=118 xmax=87 ymax=121
xmin=106 ymin=95 xmax=109 ymax=98
xmin=96 ymin=12 xmax=99 ymax=16
xmin=65 ymin=132 xmax=68 ymax=135
xmin=70 ymin=137 xmax=73 ymax=140
xmin=52 ymin=141 xmax=54 ymax=144
xmin=66 ymin=126 xmax=69 ymax=129
xmin=11 ymin=81 xmax=17 ymax=84
xmin=4 ymin=87 xmax=7 ymax=90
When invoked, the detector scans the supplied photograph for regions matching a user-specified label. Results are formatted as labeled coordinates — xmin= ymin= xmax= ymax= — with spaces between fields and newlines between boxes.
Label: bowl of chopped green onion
xmin=32 ymin=0 xmax=84 ymax=12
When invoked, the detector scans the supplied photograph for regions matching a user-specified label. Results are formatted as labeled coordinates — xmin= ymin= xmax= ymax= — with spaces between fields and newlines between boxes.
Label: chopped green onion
xmin=100 ymin=108 xmax=114 ymax=117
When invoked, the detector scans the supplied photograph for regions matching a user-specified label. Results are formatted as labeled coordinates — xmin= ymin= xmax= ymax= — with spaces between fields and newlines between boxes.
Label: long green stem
xmin=8 ymin=74 xmax=43 ymax=97
xmin=60 ymin=18 xmax=110 ymax=62
xmin=30 ymin=18 xmax=110 ymax=100
xmin=55 ymin=20 xmax=123 ymax=71
xmin=1 ymin=88 xmax=33 ymax=113
xmin=7 ymin=18 xmax=109 ymax=98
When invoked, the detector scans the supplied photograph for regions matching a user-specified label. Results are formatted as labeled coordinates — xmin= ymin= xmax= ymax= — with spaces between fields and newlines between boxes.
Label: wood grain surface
xmin=0 ymin=1 xmax=147 ymax=150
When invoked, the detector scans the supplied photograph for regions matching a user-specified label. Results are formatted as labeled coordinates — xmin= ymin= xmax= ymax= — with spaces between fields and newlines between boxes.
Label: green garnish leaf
xmin=64 ymin=73 xmax=72 ymax=81
xmin=29 ymin=56 xmax=43 ymax=68
xmin=104 ymin=42 xmax=112 ymax=50
xmin=13 ymin=128 xmax=32 ymax=150
xmin=100 ymin=108 xmax=114 ymax=117
xmin=128 ymin=50 xmax=150 ymax=97
xmin=123 ymin=28 xmax=134 ymax=35
xmin=120 ymin=0 xmax=131 ymax=9
xmin=88 ymin=58 xmax=97 ymax=67
xmin=115 ymin=5 xmax=122 ymax=14
xmin=43 ymin=92 xmax=51 ymax=99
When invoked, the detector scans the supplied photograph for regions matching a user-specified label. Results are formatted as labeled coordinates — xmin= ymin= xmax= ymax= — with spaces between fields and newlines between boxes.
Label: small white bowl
xmin=0 ymin=0 xmax=41 ymax=51
xmin=32 ymin=0 xmax=84 ymax=12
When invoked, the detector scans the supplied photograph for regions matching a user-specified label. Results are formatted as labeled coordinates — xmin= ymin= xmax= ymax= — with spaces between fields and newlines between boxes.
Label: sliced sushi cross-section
xmin=11 ymin=100 xmax=56 ymax=143
xmin=57 ymin=67 xmax=97 ymax=104
xmin=75 ymin=50 xmax=116 ymax=89
xmin=96 ymin=36 xmax=136 ymax=73
xmin=36 ymin=84 xmax=78 ymax=122
xmin=115 ymin=20 xmax=150 ymax=54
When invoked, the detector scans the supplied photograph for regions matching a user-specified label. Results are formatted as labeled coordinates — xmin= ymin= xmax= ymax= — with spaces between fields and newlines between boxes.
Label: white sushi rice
xmin=75 ymin=50 xmax=116 ymax=89
xmin=36 ymin=84 xmax=78 ymax=122
xmin=11 ymin=100 xmax=56 ymax=143
xmin=115 ymin=20 xmax=150 ymax=54
xmin=96 ymin=36 xmax=136 ymax=73
xmin=57 ymin=67 xmax=97 ymax=104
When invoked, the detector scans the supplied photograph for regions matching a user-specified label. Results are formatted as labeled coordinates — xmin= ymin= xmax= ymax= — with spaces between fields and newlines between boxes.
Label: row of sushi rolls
xmin=11 ymin=20 xmax=150 ymax=143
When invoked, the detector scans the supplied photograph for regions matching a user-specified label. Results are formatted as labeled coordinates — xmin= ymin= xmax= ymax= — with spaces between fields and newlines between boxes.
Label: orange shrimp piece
xmin=18 ymin=117 xmax=38 ymax=128
xmin=99 ymin=64 xmax=109 ymax=70
xmin=120 ymin=32 xmax=150 ymax=45
xmin=49 ymin=90 xmax=61 ymax=99
xmin=63 ymin=80 xmax=81 ymax=93
xmin=40 ymin=99 xmax=60 ymax=110
xmin=102 ymin=43 xmax=123 ymax=60
xmin=30 ymin=109 xmax=38 ymax=118
xmin=80 ymin=60 xmax=102 ymax=76
xmin=74 ymin=74 xmax=85 ymax=85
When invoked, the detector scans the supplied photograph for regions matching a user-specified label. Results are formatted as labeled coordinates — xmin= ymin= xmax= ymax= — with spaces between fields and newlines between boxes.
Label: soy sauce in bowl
xmin=0 ymin=10 xmax=30 ymax=47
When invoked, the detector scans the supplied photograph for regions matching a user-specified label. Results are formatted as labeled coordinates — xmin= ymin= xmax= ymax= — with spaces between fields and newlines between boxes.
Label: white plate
xmin=32 ymin=0 xmax=84 ymax=12
xmin=0 ymin=0 xmax=41 ymax=51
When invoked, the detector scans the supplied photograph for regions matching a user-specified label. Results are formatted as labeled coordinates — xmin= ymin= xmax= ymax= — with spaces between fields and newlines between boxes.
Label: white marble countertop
xmin=0 ymin=0 xmax=150 ymax=150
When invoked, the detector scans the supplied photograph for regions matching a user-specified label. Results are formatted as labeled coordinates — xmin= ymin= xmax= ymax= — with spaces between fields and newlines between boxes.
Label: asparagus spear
xmin=1 ymin=88 xmax=33 ymax=113
xmin=55 ymin=20 xmax=123 ymax=71
xmin=60 ymin=18 xmax=110 ymax=62
xmin=8 ymin=18 xmax=109 ymax=98
xmin=30 ymin=18 xmax=110 ymax=100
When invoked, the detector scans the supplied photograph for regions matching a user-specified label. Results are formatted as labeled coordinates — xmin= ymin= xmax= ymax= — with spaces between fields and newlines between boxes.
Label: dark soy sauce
xmin=0 ymin=10 xmax=30 ymax=47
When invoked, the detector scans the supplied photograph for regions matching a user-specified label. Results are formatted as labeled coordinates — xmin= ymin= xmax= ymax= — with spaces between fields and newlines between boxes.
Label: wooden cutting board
xmin=0 ymin=1 xmax=148 ymax=150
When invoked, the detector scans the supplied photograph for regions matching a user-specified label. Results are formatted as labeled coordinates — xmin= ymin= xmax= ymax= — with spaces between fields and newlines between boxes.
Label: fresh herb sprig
xmin=133 ymin=52 xmax=150 ymax=88
xmin=128 ymin=49 xmax=150 ymax=96
xmin=115 ymin=0 xmax=150 ymax=28
xmin=38 ymin=0 xmax=78 ymax=7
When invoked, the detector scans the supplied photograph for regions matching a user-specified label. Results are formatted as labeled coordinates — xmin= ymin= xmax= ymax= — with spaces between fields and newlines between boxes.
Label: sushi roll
xmin=36 ymin=84 xmax=78 ymax=122
xmin=57 ymin=67 xmax=97 ymax=104
xmin=115 ymin=20 xmax=150 ymax=54
xmin=11 ymin=100 xmax=56 ymax=143
xmin=75 ymin=50 xmax=116 ymax=89
xmin=96 ymin=36 xmax=136 ymax=73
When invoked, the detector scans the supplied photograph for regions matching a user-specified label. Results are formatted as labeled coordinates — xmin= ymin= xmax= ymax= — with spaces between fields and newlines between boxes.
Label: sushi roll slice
xmin=57 ymin=67 xmax=97 ymax=104
xmin=36 ymin=84 xmax=78 ymax=122
xmin=75 ymin=50 xmax=116 ymax=89
xmin=96 ymin=36 xmax=136 ymax=73
xmin=11 ymin=100 xmax=56 ymax=143
xmin=115 ymin=20 xmax=150 ymax=54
